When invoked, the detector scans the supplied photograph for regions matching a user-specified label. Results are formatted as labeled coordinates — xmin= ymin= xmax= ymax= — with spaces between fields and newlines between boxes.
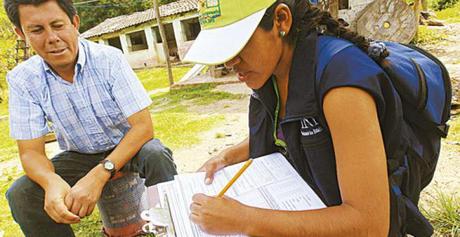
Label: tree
xmin=0 ymin=0 xmax=17 ymax=103
xmin=153 ymin=0 xmax=174 ymax=87
xmin=75 ymin=0 xmax=179 ymax=33
xmin=75 ymin=0 xmax=154 ymax=33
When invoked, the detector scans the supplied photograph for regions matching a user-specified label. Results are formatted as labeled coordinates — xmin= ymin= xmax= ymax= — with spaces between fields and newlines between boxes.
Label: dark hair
xmin=259 ymin=0 xmax=370 ymax=53
xmin=3 ymin=0 xmax=77 ymax=29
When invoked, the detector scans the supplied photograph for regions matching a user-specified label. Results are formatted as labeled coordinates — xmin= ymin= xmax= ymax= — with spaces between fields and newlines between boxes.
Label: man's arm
xmin=102 ymin=108 xmax=154 ymax=176
xmin=64 ymin=108 xmax=153 ymax=217
xmin=17 ymin=138 xmax=80 ymax=224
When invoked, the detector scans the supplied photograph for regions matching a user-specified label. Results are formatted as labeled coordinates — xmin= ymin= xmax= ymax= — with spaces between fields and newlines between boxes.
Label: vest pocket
xmin=300 ymin=132 xmax=341 ymax=206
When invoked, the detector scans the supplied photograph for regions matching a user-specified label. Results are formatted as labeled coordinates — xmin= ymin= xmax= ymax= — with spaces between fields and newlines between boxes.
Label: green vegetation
xmin=422 ymin=189 xmax=460 ymax=236
xmin=432 ymin=0 xmax=459 ymax=10
xmin=75 ymin=0 xmax=180 ymax=33
xmin=0 ymin=166 xmax=24 ymax=237
xmin=413 ymin=25 xmax=448 ymax=45
xmin=71 ymin=210 xmax=103 ymax=237
xmin=0 ymin=119 xmax=17 ymax=162
xmin=436 ymin=2 xmax=460 ymax=23
xmin=151 ymin=84 xmax=245 ymax=149
xmin=0 ymin=0 xmax=16 ymax=106
xmin=135 ymin=66 xmax=192 ymax=92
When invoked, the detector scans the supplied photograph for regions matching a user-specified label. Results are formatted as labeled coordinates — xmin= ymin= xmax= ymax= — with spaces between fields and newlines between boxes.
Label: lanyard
xmin=271 ymin=77 xmax=288 ymax=149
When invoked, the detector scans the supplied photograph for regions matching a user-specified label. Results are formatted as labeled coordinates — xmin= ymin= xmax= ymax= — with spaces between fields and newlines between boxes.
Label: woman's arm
xmin=190 ymin=87 xmax=389 ymax=237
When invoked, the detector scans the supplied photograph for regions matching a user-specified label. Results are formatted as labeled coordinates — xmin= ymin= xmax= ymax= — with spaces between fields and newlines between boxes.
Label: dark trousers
xmin=6 ymin=139 xmax=177 ymax=237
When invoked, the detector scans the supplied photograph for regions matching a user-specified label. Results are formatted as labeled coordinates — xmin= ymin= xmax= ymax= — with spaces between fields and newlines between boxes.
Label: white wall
xmin=338 ymin=0 xmax=374 ymax=29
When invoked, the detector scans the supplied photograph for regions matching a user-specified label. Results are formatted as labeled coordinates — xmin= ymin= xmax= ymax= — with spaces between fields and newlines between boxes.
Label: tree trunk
xmin=421 ymin=0 xmax=428 ymax=11
xmin=153 ymin=0 xmax=174 ymax=87
xmin=356 ymin=0 xmax=417 ymax=43
xmin=328 ymin=0 xmax=339 ymax=18
xmin=413 ymin=0 xmax=422 ymax=41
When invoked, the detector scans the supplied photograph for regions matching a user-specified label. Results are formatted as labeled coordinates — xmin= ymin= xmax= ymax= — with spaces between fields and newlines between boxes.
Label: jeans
xmin=6 ymin=139 xmax=177 ymax=237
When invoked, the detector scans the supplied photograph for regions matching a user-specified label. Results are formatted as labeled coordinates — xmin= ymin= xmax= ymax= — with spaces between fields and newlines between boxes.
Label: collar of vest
xmin=254 ymin=31 xmax=320 ymax=121
xmin=284 ymin=31 xmax=320 ymax=120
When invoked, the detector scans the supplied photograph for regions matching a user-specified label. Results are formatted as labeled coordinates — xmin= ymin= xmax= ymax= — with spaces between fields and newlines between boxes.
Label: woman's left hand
xmin=189 ymin=193 xmax=249 ymax=235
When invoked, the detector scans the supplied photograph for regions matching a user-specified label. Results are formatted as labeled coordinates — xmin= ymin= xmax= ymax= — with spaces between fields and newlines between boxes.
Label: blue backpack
xmin=316 ymin=36 xmax=452 ymax=236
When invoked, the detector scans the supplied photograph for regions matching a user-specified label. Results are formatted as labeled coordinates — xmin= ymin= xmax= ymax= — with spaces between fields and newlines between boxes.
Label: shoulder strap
xmin=315 ymin=36 xmax=355 ymax=87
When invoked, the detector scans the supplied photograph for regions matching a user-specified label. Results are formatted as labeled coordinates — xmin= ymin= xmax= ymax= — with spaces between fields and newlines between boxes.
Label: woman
xmin=184 ymin=0 xmax=396 ymax=236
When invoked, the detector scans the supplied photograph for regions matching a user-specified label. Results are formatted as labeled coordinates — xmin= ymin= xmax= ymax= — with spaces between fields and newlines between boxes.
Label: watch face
xmin=104 ymin=161 xmax=115 ymax=170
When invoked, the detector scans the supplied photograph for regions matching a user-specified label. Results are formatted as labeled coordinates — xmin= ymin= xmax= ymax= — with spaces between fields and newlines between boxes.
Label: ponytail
xmin=259 ymin=0 xmax=388 ymax=61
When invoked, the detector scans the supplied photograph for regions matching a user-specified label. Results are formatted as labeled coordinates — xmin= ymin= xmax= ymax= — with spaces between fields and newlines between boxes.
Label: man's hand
xmin=44 ymin=176 xmax=80 ymax=224
xmin=64 ymin=165 xmax=109 ymax=218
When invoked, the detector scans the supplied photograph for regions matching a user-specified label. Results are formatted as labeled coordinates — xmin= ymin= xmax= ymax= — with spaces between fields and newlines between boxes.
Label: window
xmin=339 ymin=0 xmax=349 ymax=10
xmin=152 ymin=24 xmax=176 ymax=44
xmin=183 ymin=18 xmax=201 ymax=41
xmin=107 ymin=37 xmax=122 ymax=51
xmin=127 ymin=31 xmax=148 ymax=52
xmin=152 ymin=26 xmax=162 ymax=43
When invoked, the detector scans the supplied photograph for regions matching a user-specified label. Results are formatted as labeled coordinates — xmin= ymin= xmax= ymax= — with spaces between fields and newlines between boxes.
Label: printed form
xmin=155 ymin=153 xmax=326 ymax=237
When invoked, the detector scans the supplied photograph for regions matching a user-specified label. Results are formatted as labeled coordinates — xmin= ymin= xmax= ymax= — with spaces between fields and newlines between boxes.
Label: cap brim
xmin=183 ymin=9 xmax=267 ymax=65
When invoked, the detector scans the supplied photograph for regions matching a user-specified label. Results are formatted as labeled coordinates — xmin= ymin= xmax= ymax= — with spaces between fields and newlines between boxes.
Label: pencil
xmin=217 ymin=159 xmax=253 ymax=197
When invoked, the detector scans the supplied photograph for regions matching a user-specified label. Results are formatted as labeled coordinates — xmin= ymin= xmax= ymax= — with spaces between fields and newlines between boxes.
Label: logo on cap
xmin=199 ymin=0 xmax=222 ymax=27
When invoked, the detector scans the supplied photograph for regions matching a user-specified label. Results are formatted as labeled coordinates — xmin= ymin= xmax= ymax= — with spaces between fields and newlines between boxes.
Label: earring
xmin=279 ymin=31 xmax=286 ymax=38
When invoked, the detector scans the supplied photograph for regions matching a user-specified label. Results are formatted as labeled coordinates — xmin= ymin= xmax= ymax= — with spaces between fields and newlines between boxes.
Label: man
xmin=3 ymin=0 xmax=177 ymax=236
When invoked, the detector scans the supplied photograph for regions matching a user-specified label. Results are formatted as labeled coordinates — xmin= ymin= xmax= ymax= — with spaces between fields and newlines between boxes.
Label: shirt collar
xmin=42 ymin=38 xmax=86 ymax=78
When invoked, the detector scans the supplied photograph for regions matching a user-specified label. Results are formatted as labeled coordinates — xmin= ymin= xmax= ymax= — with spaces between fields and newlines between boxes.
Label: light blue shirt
xmin=7 ymin=39 xmax=152 ymax=154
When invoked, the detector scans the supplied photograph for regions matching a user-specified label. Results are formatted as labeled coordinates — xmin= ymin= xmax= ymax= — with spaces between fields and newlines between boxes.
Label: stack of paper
xmin=145 ymin=153 xmax=326 ymax=237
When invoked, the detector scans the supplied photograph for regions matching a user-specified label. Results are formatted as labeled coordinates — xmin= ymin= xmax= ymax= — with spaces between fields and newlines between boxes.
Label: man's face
xmin=16 ymin=1 xmax=80 ymax=72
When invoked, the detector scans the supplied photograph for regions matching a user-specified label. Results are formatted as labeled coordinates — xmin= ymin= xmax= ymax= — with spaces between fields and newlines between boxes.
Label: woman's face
xmin=225 ymin=26 xmax=284 ymax=89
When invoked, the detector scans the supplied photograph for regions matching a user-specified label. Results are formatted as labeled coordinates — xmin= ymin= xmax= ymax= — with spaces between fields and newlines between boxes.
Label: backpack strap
xmin=315 ymin=36 xmax=355 ymax=86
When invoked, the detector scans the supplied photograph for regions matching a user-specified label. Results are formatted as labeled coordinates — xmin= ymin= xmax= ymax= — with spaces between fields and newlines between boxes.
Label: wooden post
xmin=153 ymin=0 xmax=174 ymax=87
xmin=421 ymin=0 xmax=428 ymax=11
xmin=414 ymin=0 xmax=422 ymax=41
xmin=328 ymin=0 xmax=339 ymax=18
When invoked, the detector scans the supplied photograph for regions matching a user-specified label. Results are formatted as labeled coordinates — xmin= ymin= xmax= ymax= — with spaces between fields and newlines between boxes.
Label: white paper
xmin=152 ymin=153 xmax=326 ymax=237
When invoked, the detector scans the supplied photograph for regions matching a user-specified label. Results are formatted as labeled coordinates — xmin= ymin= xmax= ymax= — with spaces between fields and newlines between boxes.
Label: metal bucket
xmin=98 ymin=172 xmax=147 ymax=237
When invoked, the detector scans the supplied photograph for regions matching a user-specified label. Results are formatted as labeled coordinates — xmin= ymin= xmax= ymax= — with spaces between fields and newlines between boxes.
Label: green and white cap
xmin=183 ymin=0 xmax=276 ymax=65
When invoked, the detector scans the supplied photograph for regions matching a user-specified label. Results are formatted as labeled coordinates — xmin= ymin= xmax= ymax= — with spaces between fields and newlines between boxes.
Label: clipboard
xmin=141 ymin=186 xmax=176 ymax=236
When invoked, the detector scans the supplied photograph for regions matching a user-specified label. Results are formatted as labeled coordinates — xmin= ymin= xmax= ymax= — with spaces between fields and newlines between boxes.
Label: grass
xmin=419 ymin=116 xmax=460 ymax=236
xmin=0 ymin=101 xmax=7 ymax=116
xmin=135 ymin=66 xmax=192 ymax=92
xmin=0 ymin=84 xmax=244 ymax=236
xmin=421 ymin=189 xmax=460 ymax=236
xmin=0 ymin=166 xmax=24 ymax=237
xmin=0 ymin=119 xmax=17 ymax=163
xmin=413 ymin=25 xmax=448 ymax=45
xmin=436 ymin=2 xmax=460 ymax=23
xmin=150 ymin=84 xmax=244 ymax=149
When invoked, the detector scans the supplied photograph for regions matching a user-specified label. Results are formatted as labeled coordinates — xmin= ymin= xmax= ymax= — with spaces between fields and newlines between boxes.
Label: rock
xmin=422 ymin=19 xmax=445 ymax=26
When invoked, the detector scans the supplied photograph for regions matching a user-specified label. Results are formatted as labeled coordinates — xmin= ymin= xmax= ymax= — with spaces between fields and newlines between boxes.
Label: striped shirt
xmin=7 ymin=38 xmax=152 ymax=154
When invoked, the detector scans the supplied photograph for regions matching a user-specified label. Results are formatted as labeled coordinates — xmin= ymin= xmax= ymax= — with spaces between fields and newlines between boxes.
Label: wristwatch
xmin=99 ymin=160 xmax=116 ymax=179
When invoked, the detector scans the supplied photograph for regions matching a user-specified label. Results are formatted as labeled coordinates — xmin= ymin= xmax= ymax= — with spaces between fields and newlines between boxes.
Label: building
xmin=81 ymin=0 xmax=200 ymax=69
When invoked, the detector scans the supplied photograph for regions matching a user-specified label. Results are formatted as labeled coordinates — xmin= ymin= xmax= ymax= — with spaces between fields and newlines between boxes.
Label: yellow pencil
xmin=217 ymin=159 xmax=253 ymax=197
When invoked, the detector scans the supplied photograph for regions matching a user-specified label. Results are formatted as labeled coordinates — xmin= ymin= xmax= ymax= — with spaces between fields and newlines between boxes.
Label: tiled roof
xmin=81 ymin=0 xmax=198 ymax=39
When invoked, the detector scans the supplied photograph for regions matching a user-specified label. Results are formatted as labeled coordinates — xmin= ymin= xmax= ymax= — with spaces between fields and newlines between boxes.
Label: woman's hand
xmin=197 ymin=152 xmax=230 ymax=184
xmin=198 ymin=138 xmax=251 ymax=184
xmin=189 ymin=193 xmax=250 ymax=235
